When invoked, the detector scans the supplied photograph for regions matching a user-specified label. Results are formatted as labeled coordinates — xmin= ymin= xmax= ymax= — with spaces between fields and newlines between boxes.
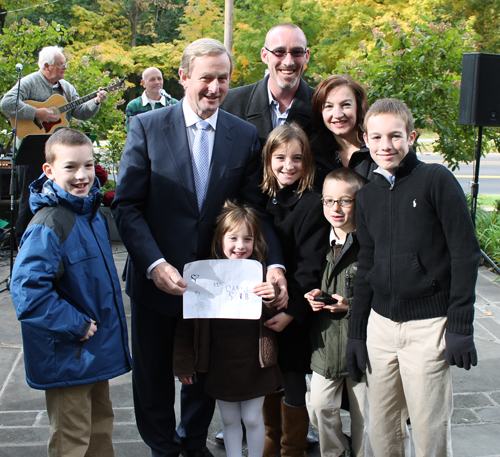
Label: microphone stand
xmin=0 ymin=64 xmax=23 ymax=292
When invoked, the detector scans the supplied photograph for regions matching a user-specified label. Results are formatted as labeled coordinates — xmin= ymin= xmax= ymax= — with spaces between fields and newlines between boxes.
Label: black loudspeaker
xmin=458 ymin=53 xmax=500 ymax=126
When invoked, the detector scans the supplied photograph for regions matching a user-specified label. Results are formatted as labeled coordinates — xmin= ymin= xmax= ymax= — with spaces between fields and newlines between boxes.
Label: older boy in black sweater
xmin=346 ymin=98 xmax=480 ymax=456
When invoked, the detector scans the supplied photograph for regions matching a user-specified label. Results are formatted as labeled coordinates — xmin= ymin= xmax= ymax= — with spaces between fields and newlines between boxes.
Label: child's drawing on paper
xmin=183 ymin=259 xmax=263 ymax=319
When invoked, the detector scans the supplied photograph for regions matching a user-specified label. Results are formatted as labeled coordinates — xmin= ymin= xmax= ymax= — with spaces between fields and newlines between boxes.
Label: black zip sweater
xmin=348 ymin=151 xmax=480 ymax=340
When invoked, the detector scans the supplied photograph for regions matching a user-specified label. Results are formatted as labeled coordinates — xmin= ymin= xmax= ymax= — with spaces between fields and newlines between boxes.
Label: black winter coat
xmin=310 ymin=136 xmax=377 ymax=189
xmin=266 ymin=182 xmax=330 ymax=372
xmin=221 ymin=75 xmax=315 ymax=147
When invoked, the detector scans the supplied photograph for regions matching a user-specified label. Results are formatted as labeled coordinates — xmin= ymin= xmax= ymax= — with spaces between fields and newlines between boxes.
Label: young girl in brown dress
xmin=176 ymin=201 xmax=282 ymax=457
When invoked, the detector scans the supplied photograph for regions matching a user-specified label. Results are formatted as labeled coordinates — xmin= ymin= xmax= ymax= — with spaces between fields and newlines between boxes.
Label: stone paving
xmin=0 ymin=243 xmax=499 ymax=456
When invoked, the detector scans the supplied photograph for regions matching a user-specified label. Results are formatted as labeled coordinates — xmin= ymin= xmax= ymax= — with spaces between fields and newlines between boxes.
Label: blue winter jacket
xmin=10 ymin=175 xmax=132 ymax=390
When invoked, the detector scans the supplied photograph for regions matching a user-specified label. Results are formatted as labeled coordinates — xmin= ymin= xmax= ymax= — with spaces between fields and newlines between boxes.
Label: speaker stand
xmin=470 ymin=125 xmax=482 ymax=225
xmin=470 ymin=126 xmax=500 ymax=275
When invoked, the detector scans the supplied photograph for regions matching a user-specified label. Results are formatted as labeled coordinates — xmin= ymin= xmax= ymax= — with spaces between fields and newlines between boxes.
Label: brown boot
xmin=263 ymin=390 xmax=284 ymax=457
xmin=281 ymin=399 xmax=309 ymax=457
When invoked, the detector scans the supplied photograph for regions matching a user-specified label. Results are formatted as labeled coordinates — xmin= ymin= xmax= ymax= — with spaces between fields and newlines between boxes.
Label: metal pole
xmin=0 ymin=65 xmax=22 ymax=292
xmin=470 ymin=125 xmax=482 ymax=226
xmin=468 ymin=126 xmax=500 ymax=273
xmin=224 ymin=0 xmax=234 ymax=54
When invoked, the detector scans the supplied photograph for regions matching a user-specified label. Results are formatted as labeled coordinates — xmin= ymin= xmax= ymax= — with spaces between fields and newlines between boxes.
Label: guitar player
xmin=0 ymin=46 xmax=107 ymax=246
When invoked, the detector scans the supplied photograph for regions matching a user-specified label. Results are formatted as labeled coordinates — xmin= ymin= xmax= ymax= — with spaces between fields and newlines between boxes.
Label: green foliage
xmin=68 ymin=39 xmax=135 ymax=76
xmin=230 ymin=0 xmax=281 ymax=84
xmin=127 ymin=0 xmax=186 ymax=47
xmin=476 ymin=194 xmax=500 ymax=208
xmin=0 ymin=18 xmax=72 ymax=83
xmin=94 ymin=125 xmax=128 ymax=182
xmin=64 ymin=49 xmax=126 ymax=141
xmin=70 ymin=1 xmax=130 ymax=45
xmin=329 ymin=19 xmax=499 ymax=168
xmin=475 ymin=207 xmax=500 ymax=267
xmin=64 ymin=1 xmax=185 ymax=96
xmin=135 ymin=0 xmax=186 ymax=46
xmin=435 ymin=0 xmax=500 ymax=53
xmin=465 ymin=194 xmax=500 ymax=268
xmin=100 ymin=179 xmax=116 ymax=194
xmin=3 ymin=0 xmax=98 ymax=30
xmin=129 ymin=41 xmax=183 ymax=81
xmin=177 ymin=0 xmax=225 ymax=42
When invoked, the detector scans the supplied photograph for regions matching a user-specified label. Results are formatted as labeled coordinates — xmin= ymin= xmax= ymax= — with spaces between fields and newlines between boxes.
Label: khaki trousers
xmin=45 ymin=380 xmax=115 ymax=457
xmin=306 ymin=371 xmax=372 ymax=457
xmin=366 ymin=310 xmax=452 ymax=457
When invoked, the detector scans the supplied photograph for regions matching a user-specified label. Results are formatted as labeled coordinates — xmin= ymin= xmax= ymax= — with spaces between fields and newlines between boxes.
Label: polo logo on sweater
xmin=413 ymin=199 xmax=417 ymax=207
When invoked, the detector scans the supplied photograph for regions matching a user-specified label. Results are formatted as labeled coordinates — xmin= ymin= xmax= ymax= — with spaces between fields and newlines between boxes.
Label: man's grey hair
xmin=38 ymin=46 xmax=64 ymax=70
xmin=179 ymin=38 xmax=233 ymax=79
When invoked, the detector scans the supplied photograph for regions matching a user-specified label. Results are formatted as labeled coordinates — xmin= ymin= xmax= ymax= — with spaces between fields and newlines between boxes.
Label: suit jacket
xmin=112 ymin=100 xmax=282 ymax=317
xmin=221 ymin=75 xmax=315 ymax=146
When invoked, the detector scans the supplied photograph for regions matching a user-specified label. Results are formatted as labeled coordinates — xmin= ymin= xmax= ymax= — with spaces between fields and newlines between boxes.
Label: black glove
xmin=346 ymin=338 xmax=368 ymax=382
xmin=445 ymin=332 xmax=478 ymax=370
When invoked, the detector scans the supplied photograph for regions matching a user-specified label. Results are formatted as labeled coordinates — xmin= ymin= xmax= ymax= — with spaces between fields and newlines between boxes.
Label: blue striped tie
xmin=192 ymin=120 xmax=210 ymax=210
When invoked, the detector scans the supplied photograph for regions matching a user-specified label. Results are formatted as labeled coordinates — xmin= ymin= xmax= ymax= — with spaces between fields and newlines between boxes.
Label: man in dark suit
xmin=112 ymin=38 xmax=285 ymax=457
xmin=221 ymin=23 xmax=314 ymax=147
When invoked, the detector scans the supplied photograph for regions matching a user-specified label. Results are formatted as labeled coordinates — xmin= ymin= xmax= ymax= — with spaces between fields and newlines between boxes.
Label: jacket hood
xmin=29 ymin=174 xmax=103 ymax=216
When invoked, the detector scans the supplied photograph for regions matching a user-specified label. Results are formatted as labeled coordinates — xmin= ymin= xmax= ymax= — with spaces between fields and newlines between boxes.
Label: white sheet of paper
xmin=183 ymin=259 xmax=263 ymax=319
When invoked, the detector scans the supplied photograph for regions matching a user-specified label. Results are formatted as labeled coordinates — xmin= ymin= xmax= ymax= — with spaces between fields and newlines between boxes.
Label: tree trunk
xmin=130 ymin=0 xmax=138 ymax=47
xmin=224 ymin=0 xmax=233 ymax=53
xmin=0 ymin=9 xmax=6 ymax=31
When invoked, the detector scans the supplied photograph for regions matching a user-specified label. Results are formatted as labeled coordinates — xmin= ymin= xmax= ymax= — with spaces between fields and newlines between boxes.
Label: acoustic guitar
xmin=11 ymin=78 xmax=126 ymax=140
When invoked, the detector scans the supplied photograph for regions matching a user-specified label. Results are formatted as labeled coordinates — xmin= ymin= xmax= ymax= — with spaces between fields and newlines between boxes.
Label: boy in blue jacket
xmin=346 ymin=98 xmax=480 ymax=456
xmin=10 ymin=128 xmax=132 ymax=457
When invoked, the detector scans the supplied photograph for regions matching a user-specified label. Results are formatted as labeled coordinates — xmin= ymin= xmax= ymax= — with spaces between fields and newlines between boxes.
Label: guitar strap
xmin=58 ymin=83 xmax=70 ymax=103
xmin=57 ymin=83 xmax=71 ymax=123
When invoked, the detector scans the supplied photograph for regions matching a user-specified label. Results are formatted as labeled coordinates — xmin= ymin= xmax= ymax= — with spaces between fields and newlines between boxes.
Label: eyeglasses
xmin=322 ymin=197 xmax=355 ymax=208
xmin=264 ymin=47 xmax=308 ymax=59
xmin=52 ymin=62 xmax=67 ymax=68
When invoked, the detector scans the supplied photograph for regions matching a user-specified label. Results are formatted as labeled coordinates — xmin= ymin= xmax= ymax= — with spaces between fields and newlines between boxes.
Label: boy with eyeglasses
xmin=304 ymin=167 xmax=372 ymax=457
xmin=346 ymin=98 xmax=480 ymax=456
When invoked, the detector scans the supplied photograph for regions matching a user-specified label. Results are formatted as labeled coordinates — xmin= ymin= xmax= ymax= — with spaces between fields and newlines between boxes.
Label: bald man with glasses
xmin=221 ymin=22 xmax=319 ymax=457
xmin=221 ymin=22 xmax=315 ymax=147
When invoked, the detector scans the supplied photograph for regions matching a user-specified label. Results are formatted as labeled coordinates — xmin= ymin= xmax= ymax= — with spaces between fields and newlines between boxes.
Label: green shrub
xmin=475 ymin=207 xmax=500 ymax=267
xmin=464 ymin=194 xmax=500 ymax=268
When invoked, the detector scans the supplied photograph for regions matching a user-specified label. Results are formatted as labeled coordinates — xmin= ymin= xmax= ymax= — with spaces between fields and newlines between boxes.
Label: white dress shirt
xmin=267 ymin=81 xmax=294 ymax=128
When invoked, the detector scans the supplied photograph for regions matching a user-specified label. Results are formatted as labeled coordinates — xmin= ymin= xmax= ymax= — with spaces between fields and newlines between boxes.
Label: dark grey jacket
xmin=1 ymin=70 xmax=100 ymax=122
xmin=221 ymin=75 xmax=315 ymax=146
